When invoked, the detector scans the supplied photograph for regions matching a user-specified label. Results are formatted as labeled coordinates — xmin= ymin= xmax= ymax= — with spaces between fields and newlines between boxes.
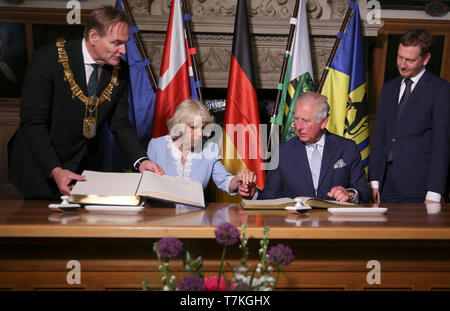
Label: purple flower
xmin=157 ymin=237 xmax=183 ymax=260
xmin=232 ymin=282 xmax=249 ymax=291
xmin=177 ymin=275 xmax=205 ymax=291
xmin=214 ymin=223 xmax=240 ymax=246
xmin=267 ymin=244 xmax=294 ymax=266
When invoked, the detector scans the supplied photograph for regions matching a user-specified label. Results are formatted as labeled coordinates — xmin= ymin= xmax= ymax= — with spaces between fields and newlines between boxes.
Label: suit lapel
xmin=318 ymin=132 xmax=336 ymax=190
xmin=392 ymin=77 xmax=402 ymax=119
xmin=97 ymin=64 xmax=113 ymax=97
xmin=293 ymin=138 xmax=315 ymax=194
xmin=66 ymin=39 xmax=88 ymax=95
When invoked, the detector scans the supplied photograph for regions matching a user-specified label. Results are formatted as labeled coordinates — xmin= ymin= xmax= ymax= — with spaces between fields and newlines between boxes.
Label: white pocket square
xmin=333 ymin=159 xmax=347 ymax=169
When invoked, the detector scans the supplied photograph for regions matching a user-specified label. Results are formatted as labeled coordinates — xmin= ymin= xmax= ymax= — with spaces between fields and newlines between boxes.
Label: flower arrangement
xmin=143 ymin=222 xmax=294 ymax=291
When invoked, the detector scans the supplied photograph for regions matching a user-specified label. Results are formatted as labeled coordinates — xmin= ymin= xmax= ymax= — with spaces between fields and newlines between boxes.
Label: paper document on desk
xmin=70 ymin=170 xmax=205 ymax=208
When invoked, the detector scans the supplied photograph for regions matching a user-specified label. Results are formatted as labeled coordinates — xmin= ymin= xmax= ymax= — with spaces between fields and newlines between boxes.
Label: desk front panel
xmin=1 ymin=201 xmax=450 ymax=290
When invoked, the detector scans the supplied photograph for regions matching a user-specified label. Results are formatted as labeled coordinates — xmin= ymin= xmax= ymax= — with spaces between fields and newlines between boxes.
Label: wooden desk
xmin=1 ymin=200 xmax=450 ymax=290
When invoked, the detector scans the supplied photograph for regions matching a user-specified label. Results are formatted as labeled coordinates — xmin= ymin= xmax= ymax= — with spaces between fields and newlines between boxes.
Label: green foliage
xmin=142 ymin=278 xmax=150 ymax=291
xmin=183 ymin=250 xmax=203 ymax=277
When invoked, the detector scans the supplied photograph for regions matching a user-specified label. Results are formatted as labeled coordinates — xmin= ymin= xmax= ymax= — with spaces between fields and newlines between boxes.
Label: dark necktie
xmin=87 ymin=64 xmax=99 ymax=97
xmin=397 ymin=78 xmax=412 ymax=117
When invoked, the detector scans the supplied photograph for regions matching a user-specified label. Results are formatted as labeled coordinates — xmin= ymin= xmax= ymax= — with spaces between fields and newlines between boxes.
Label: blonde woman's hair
xmin=167 ymin=99 xmax=214 ymax=139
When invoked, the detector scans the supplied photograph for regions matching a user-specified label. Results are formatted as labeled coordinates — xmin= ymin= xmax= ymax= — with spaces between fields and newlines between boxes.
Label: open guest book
xmin=241 ymin=197 xmax=361 ymax=210
xmin=69 ymin=170 xmax=205 ymax=208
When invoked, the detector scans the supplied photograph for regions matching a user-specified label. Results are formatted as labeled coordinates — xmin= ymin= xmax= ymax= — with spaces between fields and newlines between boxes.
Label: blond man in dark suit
xmin=8 ymin=5 xmax=162 ymax=199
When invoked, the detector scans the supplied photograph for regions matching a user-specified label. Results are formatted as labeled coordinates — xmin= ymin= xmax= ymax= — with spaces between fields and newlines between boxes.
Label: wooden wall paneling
xmin=441 ymin=29 xmax=450 ymax=81
xmin=0 ymin=100 xmax=21 ymax=198
xmin=0 ymin=7 xmax=92 ymax=25
xmin=24 ymin=23 xmax=34 ymax=60
xmin=2 ymin=236 xmax=450 ymax=291
xmin=370 ymin=29 xmax=388 ymax=115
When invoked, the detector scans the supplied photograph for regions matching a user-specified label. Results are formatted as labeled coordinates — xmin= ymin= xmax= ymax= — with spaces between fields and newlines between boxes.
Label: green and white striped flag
xmin=271 ymin=0 xmax=314 ymax=142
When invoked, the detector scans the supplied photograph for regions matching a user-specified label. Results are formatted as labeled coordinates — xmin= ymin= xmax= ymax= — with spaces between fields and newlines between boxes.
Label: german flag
xmin=218 ymin=0 xmax=266 ymax=202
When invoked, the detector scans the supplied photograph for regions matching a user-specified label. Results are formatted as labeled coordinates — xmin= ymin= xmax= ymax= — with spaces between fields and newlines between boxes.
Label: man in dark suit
xmin=7 ymin=6 xmax=163 ymax=200
xmin=369 ymin=28 xmax=449 ymax=204
xmin=241 ymin=92 xmax=370 ymax=203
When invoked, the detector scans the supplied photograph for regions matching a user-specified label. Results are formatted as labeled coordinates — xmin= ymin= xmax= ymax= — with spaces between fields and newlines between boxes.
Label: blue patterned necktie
xmin=87 ymin=64 xmax=99 ymax=97
xmin=309 ymin=144 xmax=322 ymax=196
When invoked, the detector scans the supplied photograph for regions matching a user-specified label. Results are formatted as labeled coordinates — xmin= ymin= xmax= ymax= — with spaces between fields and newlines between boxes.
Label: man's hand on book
xmin=138 ymin=160 xmax=165 ymax=175
xmin=51 ymin=167 xmax=85 ymax=196
xmin=327 ymin=186 xmax=354 ymax=203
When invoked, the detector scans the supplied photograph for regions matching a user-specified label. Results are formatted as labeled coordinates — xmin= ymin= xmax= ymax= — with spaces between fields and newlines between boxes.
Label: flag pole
xmin=181 ymin=0 xmax=203 ymax=102
xmin=267 ymin=0 xmax=300 ymax=150
xmin=316 ymin=1 xmax=355 ymax=93
xmin=121 ymin=0 xmax=158 ymax=92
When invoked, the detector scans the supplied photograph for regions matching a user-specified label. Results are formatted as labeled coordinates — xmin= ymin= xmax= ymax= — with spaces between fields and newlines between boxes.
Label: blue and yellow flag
xmin=320 ymin=1 xmax=370 ymax=173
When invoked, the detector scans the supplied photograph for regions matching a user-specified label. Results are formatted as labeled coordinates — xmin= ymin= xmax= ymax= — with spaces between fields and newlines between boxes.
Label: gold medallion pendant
xmin=56 ymin=39 xmax=119 ymax=139
xmin=83 ymin=117 xmax=97 ymax=139
xmin=82 ymin=96 xmax=99 ymax=139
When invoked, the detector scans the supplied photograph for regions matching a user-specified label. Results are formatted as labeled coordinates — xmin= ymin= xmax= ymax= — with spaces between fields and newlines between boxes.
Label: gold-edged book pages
xmin=136 ymin=171 xmax=205 ymax=208
xmin=69 ymin=170 xmax=205 ymax=208
xmin=241 ymin=197 xmax=360 ymax=210
xmin=70 ymin=171 xmax=142 ymax=205
xmin=241 ymin=198 xmax=296 ymax=210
